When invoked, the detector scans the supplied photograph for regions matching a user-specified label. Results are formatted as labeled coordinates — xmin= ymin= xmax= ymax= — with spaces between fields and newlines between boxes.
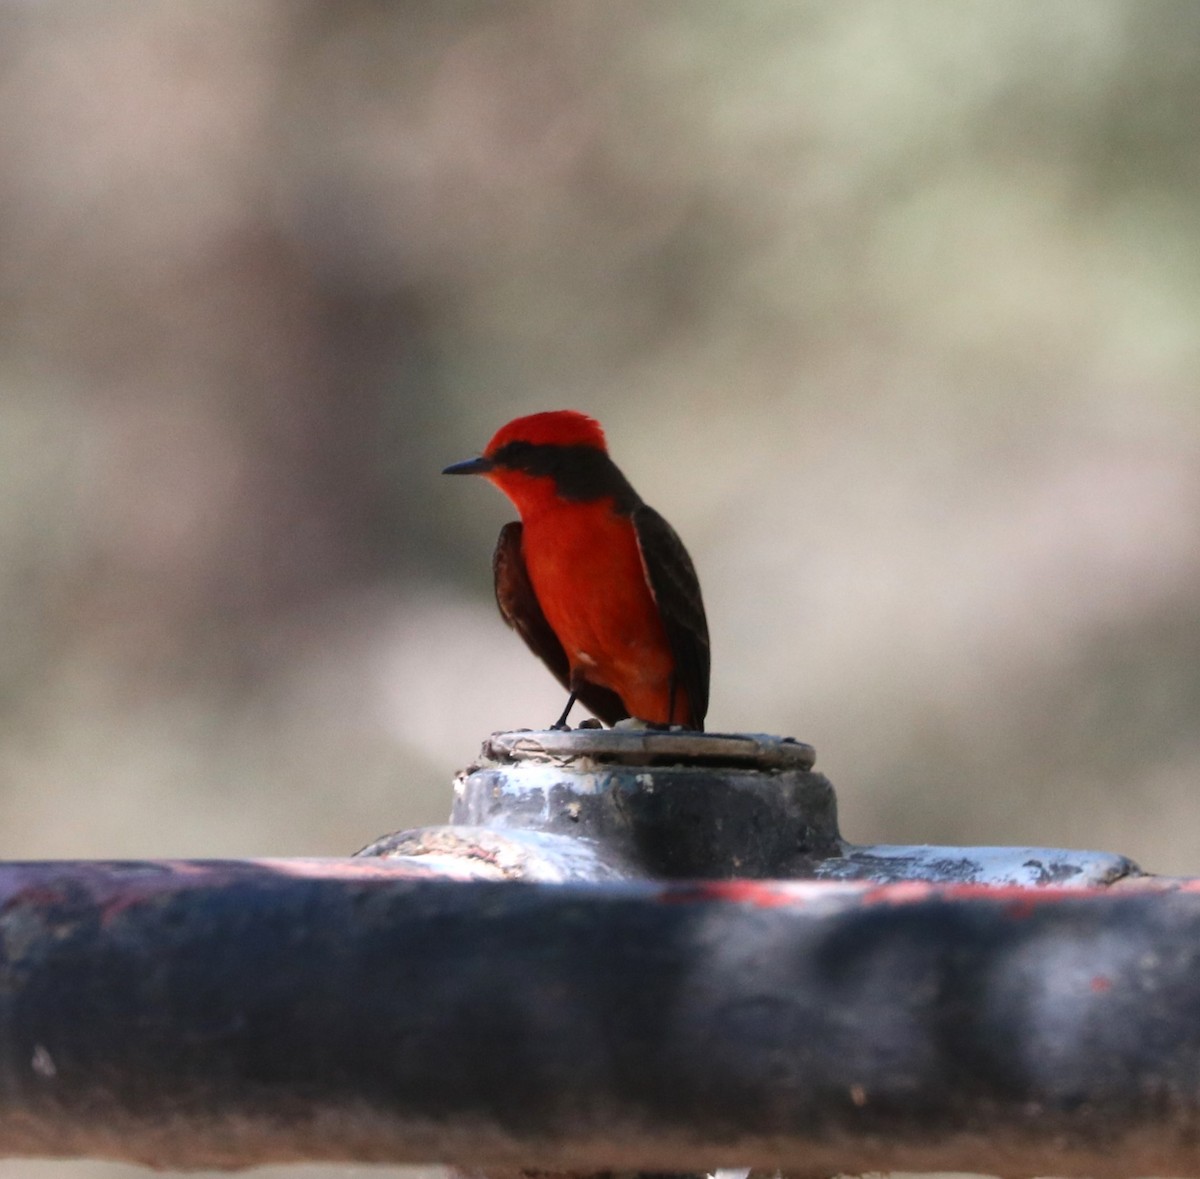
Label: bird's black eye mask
xmin=490 ymin=442 xmax=641 ymax=510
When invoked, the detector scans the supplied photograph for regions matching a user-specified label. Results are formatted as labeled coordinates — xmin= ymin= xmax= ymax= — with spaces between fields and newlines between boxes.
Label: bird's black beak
xmin=442 ymin=456 xmax=494 ymax=476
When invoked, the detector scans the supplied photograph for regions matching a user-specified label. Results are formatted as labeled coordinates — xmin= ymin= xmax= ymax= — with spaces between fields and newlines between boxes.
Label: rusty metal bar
xmin=0 ymin=859 xmax=1199 ymax=1175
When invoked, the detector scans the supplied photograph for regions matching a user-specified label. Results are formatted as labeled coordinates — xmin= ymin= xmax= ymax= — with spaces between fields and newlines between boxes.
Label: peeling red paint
xmin=659 ymin=881 xmax=802 ymax=908
xmin=0 ymin=860 xmax=453 ymax=932
xmin=862 ymin=881 xmax=936 ymax=905
xmin=0 ymin=863 xmax=1194 ymax=937
xmin=1002 ymin=896 xmax=1040 ymax=919
xmin=656 ymin=878 xmax=1140 ymax=912
xmin=1 ymin=885 xmax=73 ymax=914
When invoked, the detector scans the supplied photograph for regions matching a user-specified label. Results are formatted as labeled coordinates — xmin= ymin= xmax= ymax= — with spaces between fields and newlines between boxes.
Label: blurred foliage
xmin=0 ymin=2 xmax=1198 ymax=1175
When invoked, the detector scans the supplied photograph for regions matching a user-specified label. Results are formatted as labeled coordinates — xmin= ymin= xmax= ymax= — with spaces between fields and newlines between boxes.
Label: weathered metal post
xmin=363 ymin=728 xmax=1138 ymax=889
xmin=0 ymin=727 xmax=1195 ymax=1176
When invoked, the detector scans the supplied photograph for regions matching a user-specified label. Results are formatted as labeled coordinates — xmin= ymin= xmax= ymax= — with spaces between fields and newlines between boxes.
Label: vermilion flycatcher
xmin=443 ymin=411 xmax=710 ymax=730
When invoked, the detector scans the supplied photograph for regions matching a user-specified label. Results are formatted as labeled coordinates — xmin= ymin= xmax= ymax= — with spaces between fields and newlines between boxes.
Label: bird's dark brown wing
xmin=631 ymin=505 xmax=710 ymax=730
xmin=492 ymin=521 xmax=630 ymax=726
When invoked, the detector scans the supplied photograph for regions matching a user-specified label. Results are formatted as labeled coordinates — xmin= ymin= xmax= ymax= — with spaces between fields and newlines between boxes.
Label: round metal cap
xmin=480 ymin=729 xmax=816 ymax=772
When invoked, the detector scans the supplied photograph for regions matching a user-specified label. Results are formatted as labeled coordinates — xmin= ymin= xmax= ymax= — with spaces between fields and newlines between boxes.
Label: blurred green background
xmin=0 ymin=1 xmax=1198 ymax=1176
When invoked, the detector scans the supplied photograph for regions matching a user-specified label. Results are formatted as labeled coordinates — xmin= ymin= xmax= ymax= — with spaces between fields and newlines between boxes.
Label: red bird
xmin=443 ymin=411 xmax=709 ymax=730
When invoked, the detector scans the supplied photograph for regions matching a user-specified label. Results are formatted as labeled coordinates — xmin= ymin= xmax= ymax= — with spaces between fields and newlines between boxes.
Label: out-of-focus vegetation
xmin=0 ymin=3 xmax=1198 ymax=1176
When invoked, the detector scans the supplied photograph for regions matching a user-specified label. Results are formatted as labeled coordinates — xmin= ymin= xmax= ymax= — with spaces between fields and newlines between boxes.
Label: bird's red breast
xmin=517 ymin=494 xmax=680 ymax=724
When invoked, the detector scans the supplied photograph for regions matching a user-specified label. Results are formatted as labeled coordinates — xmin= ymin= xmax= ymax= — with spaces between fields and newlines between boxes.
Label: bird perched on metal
xmin=443 ymin=410 xmax=709 ymax=730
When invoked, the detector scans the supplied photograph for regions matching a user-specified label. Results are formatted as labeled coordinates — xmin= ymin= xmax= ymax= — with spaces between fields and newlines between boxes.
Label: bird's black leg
xmin=550 ymin=692 xmax=578 ymax=731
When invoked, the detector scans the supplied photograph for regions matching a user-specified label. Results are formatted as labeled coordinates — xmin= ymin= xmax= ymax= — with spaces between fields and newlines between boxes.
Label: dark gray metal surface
xmin=0 ymin=728 xmax=1170 ymax=1174
xmin=0 ymin=860 xmax=1196 ymax=1174
xmin=447 ymin=730 xmax=838 ymax=880
xmin=372 ymin=729 xmax=1141 ymax=889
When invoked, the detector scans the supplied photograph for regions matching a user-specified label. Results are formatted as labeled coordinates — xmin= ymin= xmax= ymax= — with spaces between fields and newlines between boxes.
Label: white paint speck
xmin=31 ymin=1044 xmax=56 ymax=1079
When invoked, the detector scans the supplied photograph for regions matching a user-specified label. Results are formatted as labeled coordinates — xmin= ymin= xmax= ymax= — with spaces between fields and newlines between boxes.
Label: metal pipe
xmin=0 ymin=859 xmax=1198 ymax=1175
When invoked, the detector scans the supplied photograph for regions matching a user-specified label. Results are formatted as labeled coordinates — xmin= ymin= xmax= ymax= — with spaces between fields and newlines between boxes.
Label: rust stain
xmin=658 ymin=881 xmax=801 ymax=908
xmin=654 ymin=878 xmax=1157 ymax=913
xmin=1 ymin=885 xmax=73 ymax=914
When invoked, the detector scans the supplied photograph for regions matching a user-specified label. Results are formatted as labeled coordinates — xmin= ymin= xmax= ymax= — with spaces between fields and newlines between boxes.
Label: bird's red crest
xmin=485 ymin=411 xmax=608 ymax=456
